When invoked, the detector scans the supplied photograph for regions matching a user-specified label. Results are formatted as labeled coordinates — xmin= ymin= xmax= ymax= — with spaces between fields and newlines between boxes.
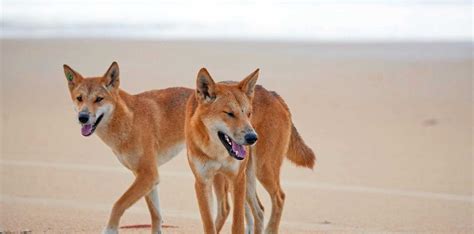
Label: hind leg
xmin=214 ymin=173 xmax=230 ymax=233
xmin=246 ymin=149 xmax=264 ymax=234
xmin=254 ymin=141 xmax=287 ymax=234
xmin=245 ymin=202 xmax=253 ymax=233
xmin=257 ymin=164 xmax=285 ymax=234
xmin=246 ymin=192 xmax=265 ymax=234
xmin=253 ymin=115 xmax=291 ymax=234
xmin=145 ymin=185 xmax=163 ymax=234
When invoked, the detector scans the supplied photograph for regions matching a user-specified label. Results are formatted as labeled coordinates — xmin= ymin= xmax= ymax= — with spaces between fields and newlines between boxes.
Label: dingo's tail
xmin=286 ymin=124 xmax=316 ymax=169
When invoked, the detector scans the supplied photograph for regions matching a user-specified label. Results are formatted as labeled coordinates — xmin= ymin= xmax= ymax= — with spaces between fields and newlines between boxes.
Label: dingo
xmin=185 ymin=68 xmax=315 ymax=234
xmin=63 ymin=62 xmax=193 ymax=234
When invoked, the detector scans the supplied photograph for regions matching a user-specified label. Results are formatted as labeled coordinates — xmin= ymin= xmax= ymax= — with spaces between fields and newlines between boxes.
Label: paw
xmin=152 ymin=226 xmax=162 ymax=234
xmin=245 ymin=218 xmax=254 ymax=234
xmin=245 ymin=228 xmax=254 ymax=234
xmin=264 ymin=228 xmax=277 ymax=234
xmin=102 ymin=227 xmax=118 ymax=234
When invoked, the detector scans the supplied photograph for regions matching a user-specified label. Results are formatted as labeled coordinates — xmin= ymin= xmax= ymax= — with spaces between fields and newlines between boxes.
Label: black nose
xmin=78 ymin=113 xmax=89 ymax=124
xmin=244 ymin=132 xmax=258 ymax=145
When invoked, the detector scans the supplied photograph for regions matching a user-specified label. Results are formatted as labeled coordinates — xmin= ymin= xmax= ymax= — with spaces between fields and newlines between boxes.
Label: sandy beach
xmin=1 ymin=39 xmax=472 ymax=233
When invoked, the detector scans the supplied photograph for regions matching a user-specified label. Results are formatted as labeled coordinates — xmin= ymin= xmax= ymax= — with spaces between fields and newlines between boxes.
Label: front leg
xmin=145 ymin=185 xmax=163 ymax=234
xmin=214 ymin=173 xmax=230 ymax=233
xmin=103 ymin=167 xmax=158 ymax=234
xmin=195 ymin=179 xmax=217 ymax=234
xmin=231 ymin=172 xmax=246 ymax=234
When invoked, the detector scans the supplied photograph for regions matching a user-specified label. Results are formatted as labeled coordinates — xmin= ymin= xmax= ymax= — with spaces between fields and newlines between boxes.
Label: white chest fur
xmin=156 ymin=143 xmax=185 ymax=166
xmin=113 ymin=151 xmax=139 ymax=170
xmin=112 ymin=143 xmax=185 ymax=171
xmin=190 ymin=154 xmax=242 ymax=182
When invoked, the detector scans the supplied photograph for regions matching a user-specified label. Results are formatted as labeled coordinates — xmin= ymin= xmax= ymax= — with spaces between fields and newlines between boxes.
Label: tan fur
xmin=185 ymin=68 xmax=259 ymax=234
xmin=186 ymin=68 xmax=316 ymax=234
xmin=63 ymin=62 xmax=193 ymax=234
xmin=244 ymin=84 xmax=316 ymax=234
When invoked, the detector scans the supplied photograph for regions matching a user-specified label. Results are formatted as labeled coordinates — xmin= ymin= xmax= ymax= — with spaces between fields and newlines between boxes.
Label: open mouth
xmin=217 ymin=131 xmax=246 ymax=160
xmin=81 ymin=114 xmax=104 ymax=137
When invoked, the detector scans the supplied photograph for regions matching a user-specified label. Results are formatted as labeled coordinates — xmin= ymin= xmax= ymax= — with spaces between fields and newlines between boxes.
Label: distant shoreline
xmin=2 ymin=38 xmax=471 ymax=61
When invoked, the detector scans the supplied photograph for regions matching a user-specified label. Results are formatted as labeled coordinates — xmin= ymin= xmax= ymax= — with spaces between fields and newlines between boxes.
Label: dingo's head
xmin=194 ymin=68 xmax=259 ymax=160
xmin=63 ymin=62 xmax=120 ymax=137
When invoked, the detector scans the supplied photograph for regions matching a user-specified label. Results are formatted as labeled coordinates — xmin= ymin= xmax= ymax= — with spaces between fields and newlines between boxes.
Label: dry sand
xmin=1 ymin=39 xmax=472 ymax=233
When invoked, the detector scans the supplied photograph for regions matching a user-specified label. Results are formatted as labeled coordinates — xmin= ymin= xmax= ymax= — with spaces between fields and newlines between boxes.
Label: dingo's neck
xmin=95 ymin=89 xmax=135 ymax=149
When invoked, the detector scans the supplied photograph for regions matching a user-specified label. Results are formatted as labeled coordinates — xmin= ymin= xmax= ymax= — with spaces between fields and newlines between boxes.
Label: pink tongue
xmin=81 ymin=124 xmax=93 ymax=136
xmin=232 ymin=142 xmax=246 ymax=158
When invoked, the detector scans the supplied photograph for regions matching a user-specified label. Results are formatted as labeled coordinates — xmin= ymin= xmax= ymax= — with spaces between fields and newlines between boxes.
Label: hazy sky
xmin=2 ymin=0 xmax=472 ymax=41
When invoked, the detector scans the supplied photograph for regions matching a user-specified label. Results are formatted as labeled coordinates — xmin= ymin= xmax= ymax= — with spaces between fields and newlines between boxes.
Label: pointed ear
xmin=63 ymin=64 xmax=83 ymax=90
xmin=239 ymin=68 xmax=259 ymax=97
xmin=103 ymin=61 xmax=120 ymax=90
xmin=196 ymin=68 xmax=216 ymax=103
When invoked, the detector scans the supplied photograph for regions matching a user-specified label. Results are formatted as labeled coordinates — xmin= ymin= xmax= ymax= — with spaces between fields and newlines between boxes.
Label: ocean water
xmin=1 ymin=0 xmax=472 ymax=41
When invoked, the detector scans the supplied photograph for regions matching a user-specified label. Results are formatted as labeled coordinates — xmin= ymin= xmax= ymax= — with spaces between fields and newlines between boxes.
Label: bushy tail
xmin=286 ymin=124 xmax=316 ymax=169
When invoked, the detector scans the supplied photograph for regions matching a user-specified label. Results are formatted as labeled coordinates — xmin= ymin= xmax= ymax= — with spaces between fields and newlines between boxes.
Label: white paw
xmin=245 ymin=228 xmax=253 ymax=234
xmin=102 ymin=227 xmax=118 ymax=234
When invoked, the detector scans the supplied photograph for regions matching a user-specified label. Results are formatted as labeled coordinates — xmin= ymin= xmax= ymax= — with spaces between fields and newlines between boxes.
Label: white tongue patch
xmin=81 ymin=124 xmax=93 ymax=136
xmin=224 ymin=134 xmax=246 ymax=159
xmin=232 ymin=142 xmax=246 ymax=158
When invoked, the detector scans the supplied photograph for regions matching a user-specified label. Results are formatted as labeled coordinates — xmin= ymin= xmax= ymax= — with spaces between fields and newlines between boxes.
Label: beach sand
xmin=1 ymin=39 xmax=472 ymax=233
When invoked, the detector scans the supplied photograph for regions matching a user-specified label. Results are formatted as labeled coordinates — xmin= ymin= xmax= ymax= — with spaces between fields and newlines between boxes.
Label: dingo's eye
xmin=76 ymin=96 xmax=83 ymax=102
xmin=224 ymin=111 xmax=235 ymax=118
xmin=248 ymin=112 xmax=252 ymax=118
xmin=95 ymin=97 xmax=104 ymax=103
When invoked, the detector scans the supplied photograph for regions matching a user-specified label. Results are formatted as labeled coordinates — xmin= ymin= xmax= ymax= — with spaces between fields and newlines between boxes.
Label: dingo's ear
xmin=239 ymin=68 xmax=259 ymax=97
xmin=196 ymin=68 xmax=216 ymax=103
xmin=103 ymin=61 xmax=120 ymax=90
xmin=63 ymin=64 xmax=83 ymax=90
